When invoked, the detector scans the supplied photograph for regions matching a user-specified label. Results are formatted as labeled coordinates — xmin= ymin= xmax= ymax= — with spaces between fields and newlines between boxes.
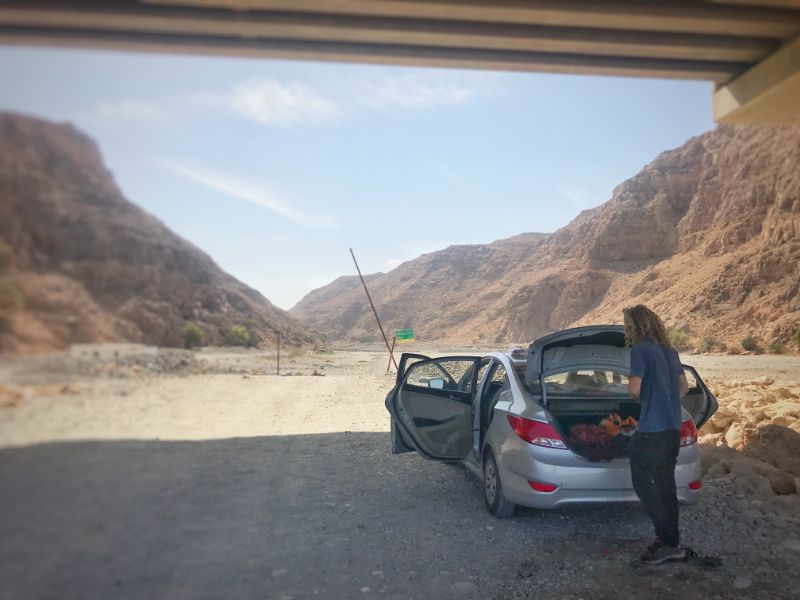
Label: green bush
xmin=698 ymin=336 xmax=722 ymax=353
xmin=768 ymin=342 xmax=785 ymax=355
xmin=182 ymin=321 xmax=204 ymax=348
xmin=667 ymin=327 xmax=691 ymax=351
xmin=793 ymin=330 xmax=800 ymax=352
xmin=228 ymin=324 xmax=252 ymax=347
xmin=741 ymin=335 xmax=760 ymax=353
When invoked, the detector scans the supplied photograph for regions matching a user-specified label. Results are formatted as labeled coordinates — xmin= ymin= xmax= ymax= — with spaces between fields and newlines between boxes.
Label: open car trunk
xmin=547 ymin=397 xmax=641 ymax=461
xmin=526 ymin=326 xmax=718 ymax=461
xmin=528 ymin=327 xmax=641 ymax=460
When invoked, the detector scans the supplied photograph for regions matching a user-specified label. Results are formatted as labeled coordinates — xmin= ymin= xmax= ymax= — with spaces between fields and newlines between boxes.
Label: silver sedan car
xmin=385 ymin=325 xmax=717 ymax=517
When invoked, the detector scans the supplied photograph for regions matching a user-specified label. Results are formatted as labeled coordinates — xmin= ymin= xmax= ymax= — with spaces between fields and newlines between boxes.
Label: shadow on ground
xmin=0 ymin=432 xmax=784 ymax=600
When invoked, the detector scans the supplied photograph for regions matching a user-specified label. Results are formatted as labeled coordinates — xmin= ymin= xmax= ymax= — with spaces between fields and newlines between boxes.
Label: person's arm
xmin=628 ymin=345 xmax=645 ymax=399
xmin=679 ymin=374 xmax=689 ymax=398
xmin=628 ymin=376 xmax=642 ymax=399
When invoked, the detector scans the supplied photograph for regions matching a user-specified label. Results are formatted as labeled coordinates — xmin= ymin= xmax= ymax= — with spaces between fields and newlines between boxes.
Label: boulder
xmin=773 ymin=387 xmax=799 ymax=400
xmin=701 ymin=444 xmax=795 ymax=496
xmin=725 ymin=422 xmax=747 ymax=449
xmin=742 ymin=424 xmax=800 ymax=476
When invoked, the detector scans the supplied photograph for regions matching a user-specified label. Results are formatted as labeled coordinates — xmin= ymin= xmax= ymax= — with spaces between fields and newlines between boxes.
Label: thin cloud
xmin=228 ymin=79 xmax=341 ymax=128
xmin=425 ymin=156 xmax=469 ymax=190
xmin=167 ymin=163 xmax=336 ymax=228
xmin=196 ymin=71 xmax=498 ymax=129
xmin=353 ymin=73 xmax=478 ymax=111
xmin=384 ymin=258 xmax=404 ymax=271
xmin=557 ymin=185 xmax=591 ymax=211
xmin=93 ymin=100 xmax=167 ymax=122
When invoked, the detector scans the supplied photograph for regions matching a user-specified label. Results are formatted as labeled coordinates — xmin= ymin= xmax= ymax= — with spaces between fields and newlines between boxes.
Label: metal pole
xmin=386 ymin=335 xmax=397 ymax=374
xmin=349 ymin=248 xmax=398 ymax=370
xmin=277 ymin=332 xmax=281 ymax=376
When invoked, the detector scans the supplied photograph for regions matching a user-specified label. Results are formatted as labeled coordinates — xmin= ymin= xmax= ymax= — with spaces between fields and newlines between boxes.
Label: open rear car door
xmin=681 ymin=365 xmax=718 ymax=428
xmin=386 ymin=355 xmax=481 ymax=459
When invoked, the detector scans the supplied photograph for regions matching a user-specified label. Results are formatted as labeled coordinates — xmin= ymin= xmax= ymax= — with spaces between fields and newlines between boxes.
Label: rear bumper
xmin=492 ymin=435 xmax=703 ymax=509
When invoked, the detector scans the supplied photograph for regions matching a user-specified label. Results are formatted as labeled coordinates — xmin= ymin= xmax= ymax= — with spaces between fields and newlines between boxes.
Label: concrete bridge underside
xmin=1 ymin=0 xmax=799 ymax=123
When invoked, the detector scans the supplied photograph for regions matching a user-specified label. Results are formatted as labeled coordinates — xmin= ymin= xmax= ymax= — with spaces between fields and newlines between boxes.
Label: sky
xmin=0 ymin=46 xmax=715 ymax=309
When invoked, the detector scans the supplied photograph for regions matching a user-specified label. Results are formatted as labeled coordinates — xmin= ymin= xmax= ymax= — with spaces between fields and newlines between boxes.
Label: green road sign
xmin=395 ymin=328 xmax=415 ymax=342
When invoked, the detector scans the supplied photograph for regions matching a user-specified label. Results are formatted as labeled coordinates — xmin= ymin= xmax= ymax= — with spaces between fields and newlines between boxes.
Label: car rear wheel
xmin=483 ymin=449 xmax=515 ymax=518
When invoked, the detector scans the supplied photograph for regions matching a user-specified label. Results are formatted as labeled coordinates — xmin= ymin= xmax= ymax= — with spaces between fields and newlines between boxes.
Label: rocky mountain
xmin=0 ymin=113 xmax=321 ymax=354
xmin=291 ymin=125 xmax=800 ymax=350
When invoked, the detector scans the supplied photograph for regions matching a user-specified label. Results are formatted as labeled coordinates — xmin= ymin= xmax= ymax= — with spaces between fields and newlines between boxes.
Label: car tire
xmin=483 ymin=449 xmax=515 ymax=518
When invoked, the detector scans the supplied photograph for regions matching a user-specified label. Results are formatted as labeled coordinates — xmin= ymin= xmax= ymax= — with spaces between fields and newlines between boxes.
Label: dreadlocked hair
xmin=622 ymin=304 xmax=671 ymax=347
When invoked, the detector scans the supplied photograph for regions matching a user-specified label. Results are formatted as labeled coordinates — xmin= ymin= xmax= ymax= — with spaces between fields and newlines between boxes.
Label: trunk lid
xmin=525 ymin=325 xmax=627 ymax=387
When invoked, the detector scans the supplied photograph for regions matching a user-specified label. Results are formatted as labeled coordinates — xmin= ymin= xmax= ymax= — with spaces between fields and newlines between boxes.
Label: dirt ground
xmin=1 ymin=346 xmax=800 ymax=599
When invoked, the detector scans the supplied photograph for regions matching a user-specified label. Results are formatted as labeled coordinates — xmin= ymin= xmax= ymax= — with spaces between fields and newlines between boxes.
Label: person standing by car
xmin=623 ymin=304 xmax=689 ymax=565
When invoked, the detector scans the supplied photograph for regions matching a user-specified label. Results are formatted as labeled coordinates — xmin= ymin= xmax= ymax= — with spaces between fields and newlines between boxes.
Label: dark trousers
xmin=629 ymin=430 xmax=681 ymax=547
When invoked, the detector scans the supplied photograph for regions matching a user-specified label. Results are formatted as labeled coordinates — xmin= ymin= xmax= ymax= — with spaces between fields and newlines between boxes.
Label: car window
xmin=543 ymin=369 xmax=629 ymax=395
xmin=475 ymin=360 xmax=491 ymax=386
xmin=402 ymin=355 xmax=427 ymax=374
xmin=683 ymin=368 xmax=698 ymax=390
xmin=491 ymin=364 xmax=507 ymax=384
xmin=406 ymin=359 xmax=477 ymax=392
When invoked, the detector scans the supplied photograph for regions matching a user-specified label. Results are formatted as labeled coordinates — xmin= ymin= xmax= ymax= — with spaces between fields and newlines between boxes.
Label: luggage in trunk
xmin=549 ymin=399 xmax=641 ymax=461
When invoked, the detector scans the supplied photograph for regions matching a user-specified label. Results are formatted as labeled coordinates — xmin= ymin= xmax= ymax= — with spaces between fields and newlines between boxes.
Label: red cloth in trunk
xmin=569 ymin=423 xmax=612 ymax=445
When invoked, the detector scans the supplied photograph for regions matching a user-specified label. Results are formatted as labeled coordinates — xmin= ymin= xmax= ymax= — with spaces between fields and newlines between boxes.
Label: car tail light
xmin=529 ymin=480 xmax=559 ymax=493
xmin=507 ymin=415 xmax=567 ymax=449
xmin=680 ymin=419 xmax=698 ymax=446
xmin=688 ymin=480 xmax=702 ymax=490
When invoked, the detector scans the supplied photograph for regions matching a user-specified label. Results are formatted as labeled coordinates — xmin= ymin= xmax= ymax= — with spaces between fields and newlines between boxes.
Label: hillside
xmin=291 ymin=232 xmax=550 ymax=343
xmin=291 ymin=125 xmax=800 ymax=349
xmin=0 ymin=113 xmax=322 ymax=354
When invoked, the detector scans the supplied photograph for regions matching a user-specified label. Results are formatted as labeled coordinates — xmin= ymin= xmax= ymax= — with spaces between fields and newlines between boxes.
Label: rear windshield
xmin=543 ymin=369 xmax=629 ymax=396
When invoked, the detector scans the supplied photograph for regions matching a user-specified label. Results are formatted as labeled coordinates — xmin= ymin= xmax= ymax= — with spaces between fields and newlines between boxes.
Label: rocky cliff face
xmin=0 ymin=113 xmax=321 ymax=353
xmin=291 ymin=125 xmax=800 ymax=349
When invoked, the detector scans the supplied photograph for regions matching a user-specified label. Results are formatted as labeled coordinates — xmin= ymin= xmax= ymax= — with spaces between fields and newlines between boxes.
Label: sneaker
xmin=640 ymin=540 xmax=685 ymax=565
xmin=640 ymin=538 xmax=664 ymax=561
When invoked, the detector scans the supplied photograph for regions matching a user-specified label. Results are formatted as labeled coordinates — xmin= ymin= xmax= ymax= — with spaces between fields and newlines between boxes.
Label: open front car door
xmin=386 ymin=355 xmax=481 ymax=459
xmin=681 ymin=365 xmax=719 ymax=429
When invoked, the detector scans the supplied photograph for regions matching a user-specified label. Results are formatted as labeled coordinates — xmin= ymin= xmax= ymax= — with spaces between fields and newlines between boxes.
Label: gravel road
xmin=1 ymin=348 xmax=799 ymax=599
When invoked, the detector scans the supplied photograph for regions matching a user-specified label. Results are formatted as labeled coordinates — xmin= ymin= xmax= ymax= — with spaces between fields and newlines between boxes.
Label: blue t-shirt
xmin=630 ymin=339 xmax=684 ymax=432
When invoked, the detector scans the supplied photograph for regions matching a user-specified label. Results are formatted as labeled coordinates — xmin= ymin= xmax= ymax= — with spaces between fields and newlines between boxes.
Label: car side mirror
xmin=428 ymin=378 xmax=445 ymax=390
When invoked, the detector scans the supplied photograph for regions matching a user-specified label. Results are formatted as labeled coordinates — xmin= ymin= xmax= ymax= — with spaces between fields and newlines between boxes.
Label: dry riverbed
xmin=1 ymin=346 xmax=799 ymax=599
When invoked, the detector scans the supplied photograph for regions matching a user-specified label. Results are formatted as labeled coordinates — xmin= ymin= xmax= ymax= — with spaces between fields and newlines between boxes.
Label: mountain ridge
xmin=291 ymin=125 xmax=800 ymax=349
xmin=0 ymin=113 xmax=322 ymax=354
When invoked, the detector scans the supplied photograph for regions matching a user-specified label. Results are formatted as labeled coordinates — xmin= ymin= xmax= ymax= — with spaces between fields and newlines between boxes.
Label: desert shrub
xmin=667 ymin=327 xmax=691 ymax=351
xmin=288 ymin=346 xmax=307 ymax=358
xmin=228 ymin=324 xmax=252 ymax=347
xmin=793 ymin=330 xmax=800 ymax=351
xmin=0 ymin=279 xmax=23 ymax=311
xmin=182 ymin=321 xmax=204 ymax=348
xmin=698 ymin=336 xmax=722 ymax=353
xmin=769 ymin=342 xmax=785 ymax=354
xmin=741 ymin=335 xmax=760 ymax=352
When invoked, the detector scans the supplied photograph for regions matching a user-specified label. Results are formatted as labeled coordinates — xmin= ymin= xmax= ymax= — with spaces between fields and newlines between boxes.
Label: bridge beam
xmin=714 ymin=35 xmax=800 ymax=123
